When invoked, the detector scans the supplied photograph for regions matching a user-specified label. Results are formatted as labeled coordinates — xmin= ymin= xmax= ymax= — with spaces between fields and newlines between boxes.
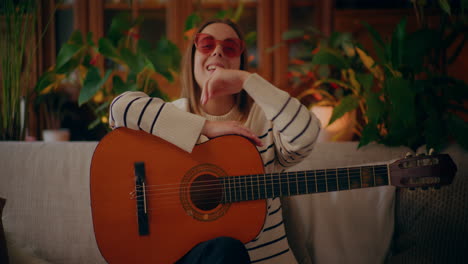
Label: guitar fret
xmin=337 ymin=168 xmax=349 ymax=191
xmin=325 ymin=170 xmax=328 ymax=192
xmin=270 ymin=173 xmax=275 ymax=198
xmin=278 ymin=173 xmax=282 ymax=196
xmin=360 ymin=167 xmax=363 ymax=188
xmin=257 ymin=174 xmax=263 ymax=199
xmin=304 ymin=171 xmax=309 ymax=194
xmin=225 ymin=178 xmax=228 ymax=203
xmin=326 ymin=169 xmax=338 ymax=192
xmin=373 ymin=166 xmax=376 ymax=187
xmin=232 ymin=176 xmax=237 ymax=202
xmin=248 ymin=175 xmax=253 ymax=201
xmin=314 ymin=170 xmax=318 ymax=193
xmin=335 ymin=168 xmax=339 ymax=191
xmin=295 ymin=172 xmax=299 ymax=195
xmin=220 ymin=164 xmax=391 ymax=203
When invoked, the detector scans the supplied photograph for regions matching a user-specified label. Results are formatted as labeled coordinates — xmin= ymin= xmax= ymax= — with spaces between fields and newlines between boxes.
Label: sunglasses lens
xmin=195 ymin=34 xmax=244 ymax=57
xmin=196 ymin=35 xmax=216 ymax=54
xmin=222 ymin=39 xmax=242 ymax=57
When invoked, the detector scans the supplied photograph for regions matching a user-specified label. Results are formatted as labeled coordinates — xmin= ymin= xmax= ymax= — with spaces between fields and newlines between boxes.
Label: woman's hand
xmin=200 ymin=69 xmax=251 ymax=105
xmin=201 ymin=120 xmax=263 ymax=147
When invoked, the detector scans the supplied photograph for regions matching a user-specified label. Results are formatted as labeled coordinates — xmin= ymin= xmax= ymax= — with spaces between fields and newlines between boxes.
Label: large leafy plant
xmin=280 ymin=29 xmax=372 ymax=136
xmin=35 ymin=14 xmax=181 ymax=129
xmin=284 ymin=0 xmax=468 ymax=152
xmin=355 ymin=0 xmax=468 ymax=151
xmin=0 ymin=0 xmax=37 ymax=140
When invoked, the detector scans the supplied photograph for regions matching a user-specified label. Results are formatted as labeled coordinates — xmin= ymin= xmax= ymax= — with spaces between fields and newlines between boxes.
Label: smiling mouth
xmin=206 ymin=64 xmax=225 ymax=71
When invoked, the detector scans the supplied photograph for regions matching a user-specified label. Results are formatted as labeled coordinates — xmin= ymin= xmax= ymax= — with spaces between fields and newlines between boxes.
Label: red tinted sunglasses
xmin=194 ymin=33 xmax=245 ymax=58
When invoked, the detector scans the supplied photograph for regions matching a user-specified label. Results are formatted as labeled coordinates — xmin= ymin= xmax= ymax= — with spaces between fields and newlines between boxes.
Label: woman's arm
xmin=109 ymin=91 xmax=205 ymax=152
xmin=243 ymin=74 xmax=321 ymax=168
xmin=109 ymin=91 xmax=263 ymax=152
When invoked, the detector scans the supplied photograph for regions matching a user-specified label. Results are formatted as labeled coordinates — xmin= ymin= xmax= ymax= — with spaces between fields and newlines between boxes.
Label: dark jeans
xmin=176 ymin=237 xmax=251 ymax=264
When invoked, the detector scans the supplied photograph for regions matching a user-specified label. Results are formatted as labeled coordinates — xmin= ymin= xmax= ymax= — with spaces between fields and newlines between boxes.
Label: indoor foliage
xmin=35 ymin=14 xmax=181 ymax=130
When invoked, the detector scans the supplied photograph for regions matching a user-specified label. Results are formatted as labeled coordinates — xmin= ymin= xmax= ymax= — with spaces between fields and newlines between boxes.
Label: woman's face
xmin=193 ymin=23 xmax=242 ymax=91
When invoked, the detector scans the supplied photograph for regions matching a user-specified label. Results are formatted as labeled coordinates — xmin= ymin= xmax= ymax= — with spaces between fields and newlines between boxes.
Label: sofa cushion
xmin=1 ymin=197 xmax=9 ymax=264
xmin=388 ymin=145 xmax=468 ymax=263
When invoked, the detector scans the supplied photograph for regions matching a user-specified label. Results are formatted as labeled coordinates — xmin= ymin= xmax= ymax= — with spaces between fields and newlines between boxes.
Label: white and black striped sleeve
xmin=109 ymin=91 xmax=206 ymax=153
xmin=243 ymin=74 xmax=321 ymax=167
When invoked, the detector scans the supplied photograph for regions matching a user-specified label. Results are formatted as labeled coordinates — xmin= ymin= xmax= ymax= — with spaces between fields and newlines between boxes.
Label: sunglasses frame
xmin=194 ymin=33 xmax=245 ymax=58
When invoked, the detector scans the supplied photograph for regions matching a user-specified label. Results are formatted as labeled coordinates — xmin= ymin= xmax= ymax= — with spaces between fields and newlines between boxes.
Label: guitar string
xmin=132 ymin=166 xmax=388 ymax=190
xmin=129 ymin=171 xmax=391 ymax=210
xmin=131 ymin=170 xmax=390 ymax=201
xmin=129 ymin=168 xmax=389 ymax=199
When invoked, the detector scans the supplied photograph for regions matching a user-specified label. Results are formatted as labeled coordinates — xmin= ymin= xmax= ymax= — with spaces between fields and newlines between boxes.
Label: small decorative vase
xmin=42 ymin=129 xmax=70 ymax=142
xmin=311 ymin=106 xmax=355 ymax=142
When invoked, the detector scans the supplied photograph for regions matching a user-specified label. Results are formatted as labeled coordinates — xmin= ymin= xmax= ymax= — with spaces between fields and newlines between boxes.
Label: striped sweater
xmin=109 ymin=73 xmax=321 ymax=263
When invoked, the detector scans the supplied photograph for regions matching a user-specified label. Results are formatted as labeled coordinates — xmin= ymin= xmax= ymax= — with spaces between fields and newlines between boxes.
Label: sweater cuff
xmin=243 ymin=73 xmax=291 ymax=120
xmin=154 ymin=103 xmax=206 ymax=153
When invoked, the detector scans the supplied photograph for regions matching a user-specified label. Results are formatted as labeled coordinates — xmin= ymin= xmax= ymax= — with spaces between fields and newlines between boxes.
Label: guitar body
xmin=90 ymin=128 xmax=266 ymax=264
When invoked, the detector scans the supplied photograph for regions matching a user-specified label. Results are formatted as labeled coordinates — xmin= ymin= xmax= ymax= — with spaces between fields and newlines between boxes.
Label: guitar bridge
xmin=134 ymin=162 xmax=149 ymax=236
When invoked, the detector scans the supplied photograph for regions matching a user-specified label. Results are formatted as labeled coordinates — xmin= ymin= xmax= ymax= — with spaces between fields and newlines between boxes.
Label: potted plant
xmin=35 ymin=90 xmax=71 ymax=141
xmin=0 ymin=0 xmax=37 ymax=140
xmin=283 ymin=0 xmax=468 ymax=152
xmin=35 ymin=14 xmax=181 ymax=133
xmin=280 ymin=29 xmax=367 ymax=141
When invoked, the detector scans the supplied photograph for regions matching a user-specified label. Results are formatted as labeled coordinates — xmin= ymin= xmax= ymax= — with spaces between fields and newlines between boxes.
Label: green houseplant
xmin=280 ymin=28 xmax=373 ymax=140
xmin=284 ymin=0 xmax=468 ymax=152
xmin=0 ymin=0 xmax=37 ymax=140
xmin=35 ymin=14 xmax=181 ymax=131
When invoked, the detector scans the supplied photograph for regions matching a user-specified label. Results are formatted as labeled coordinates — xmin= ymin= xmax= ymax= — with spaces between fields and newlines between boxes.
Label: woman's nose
xmin=211 ymin=43 xmax=224 ymax=57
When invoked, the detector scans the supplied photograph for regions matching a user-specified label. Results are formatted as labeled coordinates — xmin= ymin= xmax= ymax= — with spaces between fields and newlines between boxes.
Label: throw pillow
xmin=0 ymin=197 xmax=9 ymax=264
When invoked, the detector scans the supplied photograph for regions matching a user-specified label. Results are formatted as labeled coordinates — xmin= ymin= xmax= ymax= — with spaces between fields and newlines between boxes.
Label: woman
xmin=109 ymin=19 xmax=321 ymax=264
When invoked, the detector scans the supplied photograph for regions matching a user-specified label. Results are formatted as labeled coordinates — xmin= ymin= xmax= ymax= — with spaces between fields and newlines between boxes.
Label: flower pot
xmin=311 ymin=106 xmax=355 ymax=142
xmin=42 ymin=129 xmax=70 ymax=142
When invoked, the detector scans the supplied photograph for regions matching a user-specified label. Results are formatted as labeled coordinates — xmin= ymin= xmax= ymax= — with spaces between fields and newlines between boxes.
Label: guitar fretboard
xmin=220 ymin=165 xmax=389 ymax=203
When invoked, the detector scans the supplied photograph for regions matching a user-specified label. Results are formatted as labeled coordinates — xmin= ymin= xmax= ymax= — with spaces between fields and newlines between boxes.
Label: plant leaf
xmin=98 ymin=38 xmax=120 ymax=60
xmin=121 ymin=47 xmax=146 ymax=73
xmin=107 ymin=13 xmax=133 ymax=45
xmin=361 ymin=21 xmax=386 ymax=62
xmin=184 ymin=13 xmax=202 ymax=31
xmin=438 ymin=0 xmax=451 ymax=15
xmin=68 ymin=30 xmax=84 ymax=45
xmin=78 ymin=67 xmax=111 ymax=106
xmin=328 ymin=95 xmax=359 ymax=125
xmin=356 ymin=73 xmax=373 ymax=93
xmin=391 ymin=17 xmax=407 ymax=68
xmin=365 ymin=91 xmax=384 ymax=124
xmin=358 ymin=122 xmax=380 ymax=148
xmin=282 ymin=29 xmax=305 ymax=40
xmin=312 ymin=47 xmax=349 ymax=69
xmin=35 ymin=71 xmax=57 ymax=93
xmin=56 ymin=43 xmax=82 ymax=70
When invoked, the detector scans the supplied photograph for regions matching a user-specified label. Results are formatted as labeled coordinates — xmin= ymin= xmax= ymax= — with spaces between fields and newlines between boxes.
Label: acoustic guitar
xmin=90 ymin=128 xmax=457 ymax=264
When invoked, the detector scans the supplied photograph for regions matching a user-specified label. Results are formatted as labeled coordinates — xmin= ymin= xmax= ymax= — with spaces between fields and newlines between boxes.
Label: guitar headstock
xmin=389 ymin=152 xmax=457 ymax=189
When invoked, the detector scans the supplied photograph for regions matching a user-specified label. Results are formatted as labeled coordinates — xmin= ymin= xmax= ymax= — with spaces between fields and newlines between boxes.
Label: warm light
xmin=101 ymin=116 xmax=108 ymax=124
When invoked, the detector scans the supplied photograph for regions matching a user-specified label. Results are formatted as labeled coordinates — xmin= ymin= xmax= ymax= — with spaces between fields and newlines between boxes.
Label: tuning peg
xmin=405 ymin=152 xmax=413 ymax=158
xmin=428 ymin=148 xmax=435 ymax=155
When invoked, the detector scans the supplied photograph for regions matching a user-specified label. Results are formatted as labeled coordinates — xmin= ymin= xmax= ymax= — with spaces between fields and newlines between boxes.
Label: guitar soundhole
xmin=190 ymin=174 xmax=223 ymax=211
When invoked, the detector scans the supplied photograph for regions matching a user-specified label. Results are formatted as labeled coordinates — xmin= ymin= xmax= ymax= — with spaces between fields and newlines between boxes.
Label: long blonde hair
xmin=180 ymin=19 xmax=253 ymax=121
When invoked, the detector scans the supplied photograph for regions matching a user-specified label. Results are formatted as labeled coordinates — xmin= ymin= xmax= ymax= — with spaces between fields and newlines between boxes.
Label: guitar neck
xmin=220 ymin=164 xmax=390 ymax=203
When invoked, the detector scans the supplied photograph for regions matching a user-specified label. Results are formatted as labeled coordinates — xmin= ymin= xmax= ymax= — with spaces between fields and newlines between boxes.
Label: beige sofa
xmin=0 ymin=140 xmax=466 ymax=264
